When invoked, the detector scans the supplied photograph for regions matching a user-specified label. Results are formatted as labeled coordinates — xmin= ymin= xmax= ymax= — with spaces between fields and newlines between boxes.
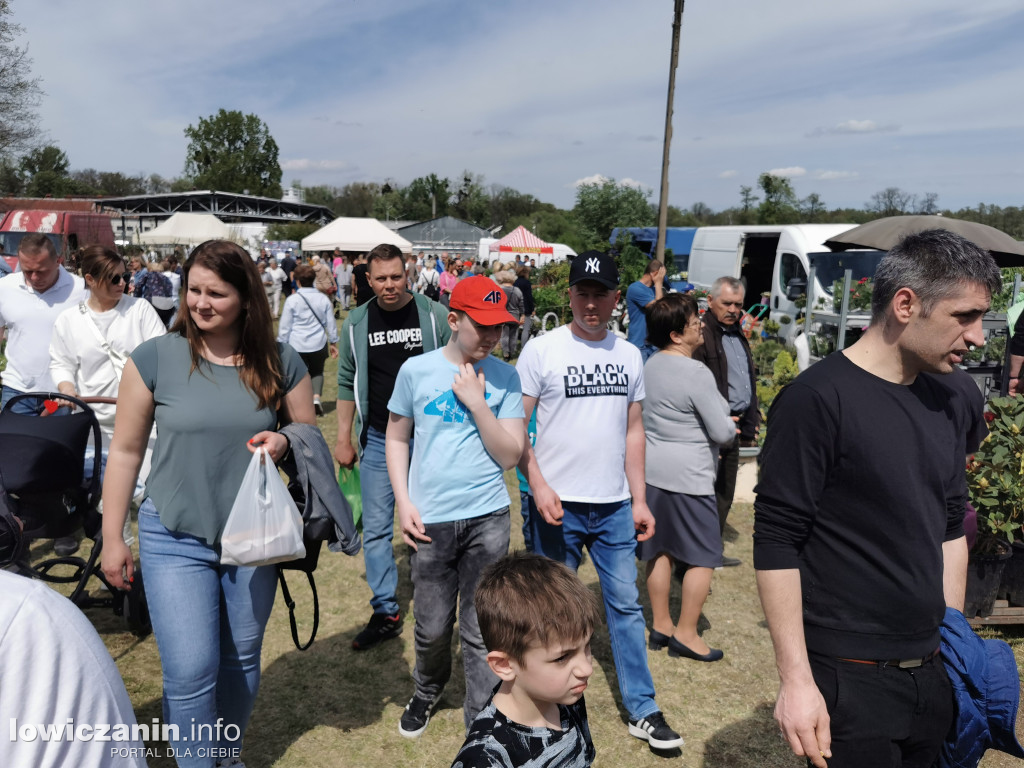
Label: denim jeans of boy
xmin=410 ymin=507 xmax=510 ymax=729
xmin=530 ymin=498 xmax=658 ymax=721
xmin=138 ymin=500 xmax=277 ymax=767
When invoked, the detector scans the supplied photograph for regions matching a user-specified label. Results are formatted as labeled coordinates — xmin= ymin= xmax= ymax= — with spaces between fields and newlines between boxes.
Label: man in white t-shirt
xmin=0 ymin=234 xmax=87 ymax=414
xmin=267 ymin=258 xmax=287 ymax=318
xmin=516 ymin=250 xmax=683 ymax=753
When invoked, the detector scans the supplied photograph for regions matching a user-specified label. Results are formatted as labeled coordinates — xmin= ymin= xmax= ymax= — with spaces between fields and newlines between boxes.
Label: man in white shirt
xmin=516 ymin=250 xmax=683 ymax=753
xmin=267 ymin=258 xmax=287 ymax=318
xmin=0 ymin=234 xmax=86 ymax=415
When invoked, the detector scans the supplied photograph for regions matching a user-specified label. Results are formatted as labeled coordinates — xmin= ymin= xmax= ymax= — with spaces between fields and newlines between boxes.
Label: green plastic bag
xmin=338 ymin=466 xmax=362 ymax=532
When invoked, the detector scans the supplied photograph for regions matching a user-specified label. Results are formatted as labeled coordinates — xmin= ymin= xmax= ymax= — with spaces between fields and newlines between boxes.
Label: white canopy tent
xmin=301 ymin=217 xmax=412 ymax=254
xmin=137 ymin=212 xmax=238 ymax=248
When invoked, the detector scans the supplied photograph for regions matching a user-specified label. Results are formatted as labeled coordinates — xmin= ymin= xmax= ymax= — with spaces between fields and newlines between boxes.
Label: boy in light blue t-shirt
xmin=387 ymin=275 xmax=525 ymax=740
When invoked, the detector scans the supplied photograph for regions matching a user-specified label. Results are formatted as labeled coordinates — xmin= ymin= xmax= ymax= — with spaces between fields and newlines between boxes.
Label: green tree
xmin=20 ymin=145 xmax=76 ymax=196
xmin=0 ymin=156 xmax=22 ymax=195
xmin=183 ymin=109 xmax=282 ymax=197
xmin=573 ymin=178 xmax=654 ymax=250
xmin=0 ymin=1 xmax=42 ymax=157
xmin=800 ymin=192 xmax=827 ymax=222
xmin=756 ymin=173 xmax=799 ymax=224
xmin=866 ymin=187 xmax=914 ymax=217
xmin=449 ymin=171 xmax=490 ymax=227
xmin=741 ymin=187 xmax=757 ymax=225
xmin=265 ymin=221 xmax=319 ymax=242
xmin=404 ymin=174 xmax=450 ymax=220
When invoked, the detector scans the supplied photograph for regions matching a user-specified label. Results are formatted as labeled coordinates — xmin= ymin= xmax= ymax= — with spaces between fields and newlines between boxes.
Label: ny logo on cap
xmin=585 ymin=257 xmax=601 ymax=274
xmin=483 ymin=290 xmax=502 ymax=304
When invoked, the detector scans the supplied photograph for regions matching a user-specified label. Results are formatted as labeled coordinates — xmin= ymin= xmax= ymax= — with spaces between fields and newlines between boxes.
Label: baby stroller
xmin=0 ymin=392 xmax=150 ymax=635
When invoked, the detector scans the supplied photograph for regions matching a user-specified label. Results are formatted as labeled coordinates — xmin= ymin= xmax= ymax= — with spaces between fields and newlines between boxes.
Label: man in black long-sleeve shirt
xmin=753 ymin=229 xmax=1002 ymax=768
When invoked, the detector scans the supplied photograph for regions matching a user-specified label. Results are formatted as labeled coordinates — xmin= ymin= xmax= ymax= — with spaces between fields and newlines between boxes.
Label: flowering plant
xmin=967 ymin=396 xmax=1024 ymax=550
xmin=832 ymin=277 xmax=873 ymax=312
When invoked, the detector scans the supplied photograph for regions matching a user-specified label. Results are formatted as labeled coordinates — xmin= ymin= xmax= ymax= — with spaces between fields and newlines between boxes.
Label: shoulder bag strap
xmin=296 ymin=291 xmax=330 ymax=341
xmin=78 ymin=302 xmax=127 ymax=381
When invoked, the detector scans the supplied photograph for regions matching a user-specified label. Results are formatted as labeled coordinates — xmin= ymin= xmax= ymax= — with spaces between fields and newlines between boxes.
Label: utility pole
xmin=655 ymin=0 xmax=684 ymax=264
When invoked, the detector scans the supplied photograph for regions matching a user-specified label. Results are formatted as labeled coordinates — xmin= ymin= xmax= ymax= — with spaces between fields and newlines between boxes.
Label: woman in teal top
xmin=101 ymin=240 xmax=314 ymax=768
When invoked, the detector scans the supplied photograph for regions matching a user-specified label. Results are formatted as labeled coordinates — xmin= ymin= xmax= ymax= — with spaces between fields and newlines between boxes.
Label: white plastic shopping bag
xmin=220 ymin=447 xmax=305 ymax=567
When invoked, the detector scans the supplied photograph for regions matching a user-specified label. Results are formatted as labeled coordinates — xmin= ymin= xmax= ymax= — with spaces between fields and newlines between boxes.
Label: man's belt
xmin=837 ymin=647 xmax=940 ymax=669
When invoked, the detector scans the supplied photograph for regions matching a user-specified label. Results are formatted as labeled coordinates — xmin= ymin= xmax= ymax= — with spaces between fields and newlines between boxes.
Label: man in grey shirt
xmin=692 ymin=276 xmax=759 ymax=566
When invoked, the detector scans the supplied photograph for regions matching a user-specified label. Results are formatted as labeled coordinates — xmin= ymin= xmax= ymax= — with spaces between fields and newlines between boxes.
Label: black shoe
xmin=398 ymin=691 xmax=440 ymax=738
xmin=667 ymin=636 xmax=724 ymax=662
xmin=352 ymin=612 xmax=402 ymax=650
xmin=628 ymin=711 xmax=684 ymax=750
xmin=314 ymin=399 xmax=324 ymax=417
xmin=648 ymin=629 xmax=670 ymax=651
xmin=53 ymin=536 xmax=79 ymax=557
xmin=717 ymin=555 xmax=742 ymax=569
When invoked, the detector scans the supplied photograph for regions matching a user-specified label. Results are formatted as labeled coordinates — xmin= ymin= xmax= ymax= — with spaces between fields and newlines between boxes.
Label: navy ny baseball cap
xmin=569 ymin=250 xmax=619 ymax=290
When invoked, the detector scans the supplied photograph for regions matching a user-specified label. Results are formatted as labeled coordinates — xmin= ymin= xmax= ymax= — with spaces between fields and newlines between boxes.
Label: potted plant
xmin=966 ymin=396 xmax=1024 ymax=615
xmin=964 ymin=346 xmax=985 ymax=368
xmin=983 ymin=334 xmax=1006 ymax=367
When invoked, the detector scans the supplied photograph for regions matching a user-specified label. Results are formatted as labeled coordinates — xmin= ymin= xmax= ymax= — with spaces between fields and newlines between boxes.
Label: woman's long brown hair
xmin=171 ymin=240 xmax=283 ymax=411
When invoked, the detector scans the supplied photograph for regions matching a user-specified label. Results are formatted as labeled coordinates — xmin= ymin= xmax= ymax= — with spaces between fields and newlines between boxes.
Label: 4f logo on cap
xmin=585 ymin=257 xmax=601 ymax=274
xmin=483 ymin=290 xmax=502 ymax=304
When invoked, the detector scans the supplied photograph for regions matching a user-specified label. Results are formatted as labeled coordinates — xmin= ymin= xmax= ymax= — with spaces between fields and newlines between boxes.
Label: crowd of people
xmin=0 ymin=227 xmax=1012 ymax=768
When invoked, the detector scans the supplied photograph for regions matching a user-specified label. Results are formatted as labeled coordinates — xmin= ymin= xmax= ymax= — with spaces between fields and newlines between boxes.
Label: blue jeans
xmin=410 ymin=507 xmax=510 ymax=729
xmin=519 ymin=491 xmax=533 ymax=552
xmin=360 ymin=425 xmax=405 ymax=617
xmin=530 ymin=498 xmax=658 ymax=721
xmin=138 ymin=500 xmax=277 ymax=767
xmin=1 ymin=385 xmax=67 ymax=415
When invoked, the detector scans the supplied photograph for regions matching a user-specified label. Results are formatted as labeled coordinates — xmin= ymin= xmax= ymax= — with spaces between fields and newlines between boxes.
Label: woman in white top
xmin=277 ymin=263 xmax=338 ymax=415
xmin=50 ymin=245 xmax=166 ymax=503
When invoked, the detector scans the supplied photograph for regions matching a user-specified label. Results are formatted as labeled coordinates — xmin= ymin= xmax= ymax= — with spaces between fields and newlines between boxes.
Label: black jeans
xmin=808 ymin=651 xmax=953 ymax=768
xmin=715 ymin=435 xmax=740 ymax=533
xmin=298 ymin=344 xmax=329 ymax=398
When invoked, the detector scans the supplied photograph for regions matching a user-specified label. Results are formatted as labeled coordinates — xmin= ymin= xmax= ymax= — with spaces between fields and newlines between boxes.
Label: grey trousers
xmin=409 ymin=508 xmax=510 ymax=729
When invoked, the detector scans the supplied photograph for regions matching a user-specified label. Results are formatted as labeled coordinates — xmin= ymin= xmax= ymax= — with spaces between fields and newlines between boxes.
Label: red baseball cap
xmin=450 ymin=275 xmax=516 ymax=326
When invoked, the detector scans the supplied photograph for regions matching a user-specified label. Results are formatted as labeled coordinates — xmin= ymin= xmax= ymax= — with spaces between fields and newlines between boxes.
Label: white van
xmin=687 ymin=224 xmax=861 ymax=340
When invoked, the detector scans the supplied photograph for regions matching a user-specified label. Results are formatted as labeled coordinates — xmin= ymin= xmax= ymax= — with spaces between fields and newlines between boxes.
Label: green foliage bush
xmin=532 ymin=261 xmax=571 ymax=325
xmin=967 ymin=396 xmax=1024 ymax=548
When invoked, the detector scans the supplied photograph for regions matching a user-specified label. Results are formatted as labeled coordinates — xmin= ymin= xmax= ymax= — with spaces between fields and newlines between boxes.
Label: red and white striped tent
xmin=488 ymin=225 xmax=554 ymax=257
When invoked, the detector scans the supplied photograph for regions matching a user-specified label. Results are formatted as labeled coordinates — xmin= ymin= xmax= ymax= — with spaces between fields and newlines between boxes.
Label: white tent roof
xmin=137 ymin=212 xmax=236 ymax=246
xmin=301 ymin=217 xmax=412 ymax=254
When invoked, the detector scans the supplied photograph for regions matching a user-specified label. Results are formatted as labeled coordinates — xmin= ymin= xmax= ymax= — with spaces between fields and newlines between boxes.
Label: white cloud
xmin=573 ymin=174 xmax=608 ymax=187
xmin=571 ymin=174 xmax=649 ymax=190
xmin=719 ymin=170 xmax=738 ymax=179
xmin=767 ymin=166 xmax=807 ymax=178
xmin=619 ymin=177 xmax=648 ymax=189
xmin=814 ymin=170 xmax=860 ymax=180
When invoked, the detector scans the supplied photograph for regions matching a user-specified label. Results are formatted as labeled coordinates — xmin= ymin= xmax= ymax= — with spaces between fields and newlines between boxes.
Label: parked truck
xmin=0 ymin=209 xmax=116 ymax=271
xmin=685 ymin=224 xmax=878 ymax=341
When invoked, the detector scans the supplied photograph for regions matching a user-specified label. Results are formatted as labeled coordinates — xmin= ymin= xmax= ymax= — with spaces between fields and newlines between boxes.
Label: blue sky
xmin=14 ymin=0 xmax=1024 ymax=213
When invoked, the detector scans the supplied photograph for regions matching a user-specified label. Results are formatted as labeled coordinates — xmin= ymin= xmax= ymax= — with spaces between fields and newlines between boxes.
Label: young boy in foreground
xmin=451 ymin=551 xmax=603 ymax=768
xmin=387 ymin=275 xmax=525 ymax=738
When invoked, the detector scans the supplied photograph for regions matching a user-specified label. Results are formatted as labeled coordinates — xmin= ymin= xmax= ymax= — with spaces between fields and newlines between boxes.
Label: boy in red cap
xmin=387 ymin=275 xmax=526 ymax=739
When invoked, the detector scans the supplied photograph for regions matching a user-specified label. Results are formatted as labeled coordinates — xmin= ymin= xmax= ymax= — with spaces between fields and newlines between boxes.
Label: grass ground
xmin=49 ymin=326 xmax=1024 ymax=767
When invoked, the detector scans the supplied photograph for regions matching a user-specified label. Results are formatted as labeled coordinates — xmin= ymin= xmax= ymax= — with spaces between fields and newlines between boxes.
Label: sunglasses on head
xmin=109 ymin=271 xmax=132 ymax=285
